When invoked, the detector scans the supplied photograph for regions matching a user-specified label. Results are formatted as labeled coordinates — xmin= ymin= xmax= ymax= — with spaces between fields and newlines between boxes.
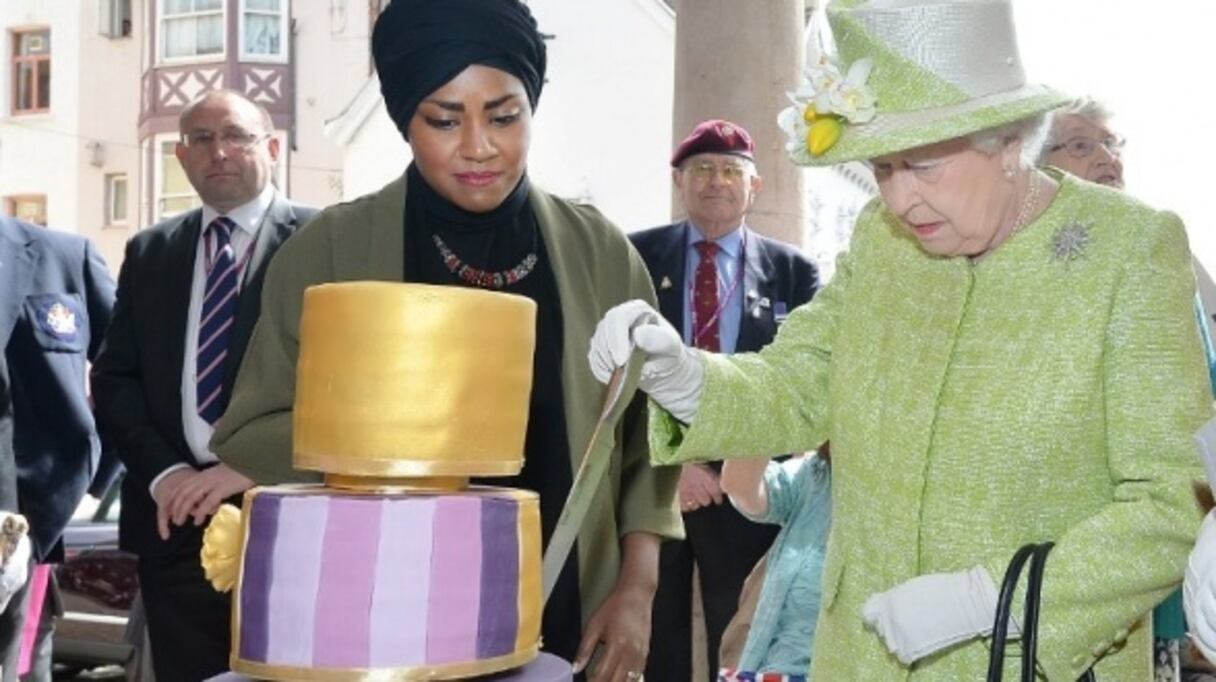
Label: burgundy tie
xmin=692 ymin=241 xmax=721 ymax=351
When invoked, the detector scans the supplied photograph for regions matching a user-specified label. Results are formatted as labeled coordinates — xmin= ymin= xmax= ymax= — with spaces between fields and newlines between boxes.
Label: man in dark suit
xmin=0 ymin=216 xmax=115 ymax=681
xmin=631 ymin=120 xmax=819 ymax=681
xmin=91 ymin=89 xmax=316 ymax=681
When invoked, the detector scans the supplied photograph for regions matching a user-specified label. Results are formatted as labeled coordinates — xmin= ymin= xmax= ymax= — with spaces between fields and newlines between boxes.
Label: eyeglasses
xmin=1048 ymin=135 xmax=1125 ymax=160
xmin=182 ymin=128 xmax=270 ymax=151
xmin=685 ymin=161 xmax=751 ymax=184
xmin=868 ymin=156 xmax=953 ymax=185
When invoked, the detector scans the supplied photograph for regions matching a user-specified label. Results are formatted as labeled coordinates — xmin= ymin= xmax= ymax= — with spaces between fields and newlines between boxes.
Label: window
xmin=5 ymin=195 xmax=47 ymax=226
xmin=161 ymin=0 xmax=223 ymax=61
xmin=241 ymin=0 xmax=287 ymax=61
xmin=11 ymin=30 xmax=51 ymax=114
xmin=105 ymin=174 xmax=129 ymax=225
xmin=157 ymin=140 xmax=201 ymax=219
xmin=100 ymin=0 xmax=133 ymax=39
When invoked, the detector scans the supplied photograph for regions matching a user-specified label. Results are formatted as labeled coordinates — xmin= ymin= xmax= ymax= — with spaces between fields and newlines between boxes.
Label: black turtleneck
xmin=401 ymin=165 xmax=583 ymax=666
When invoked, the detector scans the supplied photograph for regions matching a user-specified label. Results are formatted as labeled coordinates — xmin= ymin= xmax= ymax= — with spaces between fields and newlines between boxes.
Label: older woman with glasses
xmin=1042 ymin=97 xmax=1125 ymax=188
xmin=589 ymin=0 xmax=1213 ymax=679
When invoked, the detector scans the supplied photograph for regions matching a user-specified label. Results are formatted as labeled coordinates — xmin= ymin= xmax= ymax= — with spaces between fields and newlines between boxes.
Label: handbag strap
xmin=988 ymin=543 xmax=1037 ymax=681
xmin=987 ymin=542 xmax=1095 ymax=682
xmin=1022 ymin=542 xmax=1055 ymax=681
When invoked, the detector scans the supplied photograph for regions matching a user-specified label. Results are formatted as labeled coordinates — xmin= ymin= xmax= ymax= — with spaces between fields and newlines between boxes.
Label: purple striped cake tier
xmin=230 ymin=486 xmax=541 ymax=681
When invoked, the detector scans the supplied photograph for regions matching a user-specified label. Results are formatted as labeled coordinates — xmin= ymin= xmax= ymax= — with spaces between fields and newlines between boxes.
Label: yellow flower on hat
xmin=807 ymin=117 xmax=844 ymax=157
xmin=779 ymin=56 xmax=877 ymax=160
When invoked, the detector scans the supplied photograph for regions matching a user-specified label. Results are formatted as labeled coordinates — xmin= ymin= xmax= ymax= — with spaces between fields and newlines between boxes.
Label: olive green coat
xmin=212 ymin=176 xmax=683 ymax=623
xmin=652 ymin=174 xmax=1214 ymax=680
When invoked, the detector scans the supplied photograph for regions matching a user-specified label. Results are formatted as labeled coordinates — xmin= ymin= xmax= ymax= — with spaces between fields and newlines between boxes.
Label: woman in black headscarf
xmin=211 ymin=1 xmax=682 ymax=680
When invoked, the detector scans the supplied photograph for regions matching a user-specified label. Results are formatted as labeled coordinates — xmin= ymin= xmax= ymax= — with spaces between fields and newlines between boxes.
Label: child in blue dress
xmin=717 ymin=451 xmax=831 ymax=681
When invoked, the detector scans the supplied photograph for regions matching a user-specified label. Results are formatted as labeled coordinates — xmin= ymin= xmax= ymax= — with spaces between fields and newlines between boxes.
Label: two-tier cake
xmin=202 ymin=283 xmax=572 ymax=681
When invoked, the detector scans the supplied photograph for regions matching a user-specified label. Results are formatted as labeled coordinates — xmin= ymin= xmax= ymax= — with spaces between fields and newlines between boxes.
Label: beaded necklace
xmin=432 ymin=232 xmax=539 ymax=289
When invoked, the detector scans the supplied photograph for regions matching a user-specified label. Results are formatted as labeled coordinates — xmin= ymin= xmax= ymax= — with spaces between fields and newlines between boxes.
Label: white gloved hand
xmin=862 ymin=566 xmax=1004 ymax=665
xmin=588 ymin=300 xmax=704 ymax=423
xmin=0 ymin=513 xmax=31 ymax=614
xmin=1184 ymin=509 xmax=1216 ymax=663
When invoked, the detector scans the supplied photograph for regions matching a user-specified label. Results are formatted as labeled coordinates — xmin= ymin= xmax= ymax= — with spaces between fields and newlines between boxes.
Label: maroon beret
xmin=670 ymin=119 xmax=755 ymax=167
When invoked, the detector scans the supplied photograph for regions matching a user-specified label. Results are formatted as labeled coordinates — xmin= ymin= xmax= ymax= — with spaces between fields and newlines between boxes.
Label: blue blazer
xmin=0 ymin=217 xmax=115 ymax=561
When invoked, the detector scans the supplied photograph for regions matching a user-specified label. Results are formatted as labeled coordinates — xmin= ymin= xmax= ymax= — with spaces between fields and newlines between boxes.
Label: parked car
xmin=53 ymin=479 xmax=152 ymax=681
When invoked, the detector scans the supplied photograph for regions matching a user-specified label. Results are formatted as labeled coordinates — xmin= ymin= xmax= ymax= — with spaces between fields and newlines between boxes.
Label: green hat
xmin=779 ymin=0 xmax=1070 ymax=166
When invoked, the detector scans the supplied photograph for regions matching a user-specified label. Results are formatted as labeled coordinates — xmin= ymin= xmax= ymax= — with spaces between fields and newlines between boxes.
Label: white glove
xmin=0 ymin=514 xmax=31 ymax=614
xmin=1185 ymin=509 xmax=1216 ymax=663
xmin=588 ymin=300 xmax=704 ymax=423
xmin=862 ymin=566 xmax=1004 ymax=665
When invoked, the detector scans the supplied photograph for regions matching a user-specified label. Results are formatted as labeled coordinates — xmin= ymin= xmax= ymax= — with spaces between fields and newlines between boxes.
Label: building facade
xmin=0 ymin=0 xmax=369 ymax=271
xmin=0 ymin=0 xmax=141 ymax=267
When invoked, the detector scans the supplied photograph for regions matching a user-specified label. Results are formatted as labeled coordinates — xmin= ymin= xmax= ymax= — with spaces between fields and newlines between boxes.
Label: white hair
xmin=1035 ymin=96 xmax=1115 ymax=165
xmin=968 ymin=113 xmax=1051 ymax=169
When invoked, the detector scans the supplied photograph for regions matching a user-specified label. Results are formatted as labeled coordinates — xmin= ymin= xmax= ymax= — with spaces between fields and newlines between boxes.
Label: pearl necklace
xmin=1010 ymin=170 xmax=1043 ymax=236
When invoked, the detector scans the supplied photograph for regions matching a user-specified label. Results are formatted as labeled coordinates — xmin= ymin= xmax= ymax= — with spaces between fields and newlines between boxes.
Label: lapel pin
xmin=660 ymin=276 xmax=673 ymax=290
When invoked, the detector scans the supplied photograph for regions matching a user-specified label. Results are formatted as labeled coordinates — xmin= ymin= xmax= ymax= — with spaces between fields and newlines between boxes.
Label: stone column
xmin=672 ymin=0 xmax=807 ymax=246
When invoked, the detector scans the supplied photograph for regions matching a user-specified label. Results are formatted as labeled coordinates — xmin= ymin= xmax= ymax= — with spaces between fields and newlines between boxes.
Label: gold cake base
xmin=231 ymin=643 xmax=539 ymax=681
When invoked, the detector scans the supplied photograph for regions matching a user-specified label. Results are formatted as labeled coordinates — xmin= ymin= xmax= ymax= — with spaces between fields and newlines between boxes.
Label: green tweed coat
xmin=211 ymin=176 xmax=683 ymax=624
xmin=651 ymin=173 xmax=1214 ymax=680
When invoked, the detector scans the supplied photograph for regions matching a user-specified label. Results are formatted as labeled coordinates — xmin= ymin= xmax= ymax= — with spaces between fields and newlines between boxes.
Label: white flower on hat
xmin=779 ymin=56 xmax=877 ymax=160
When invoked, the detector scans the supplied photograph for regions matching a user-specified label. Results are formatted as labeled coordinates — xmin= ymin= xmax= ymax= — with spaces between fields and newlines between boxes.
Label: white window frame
xmin=99 ymin=0 xmax=133 ymax=39
xmin=105 ymin=173 xmax=129 ymax=226
xmin=152 ymin=134 xmax=201 ymax=221
xmin=238 ymin=0 xmax=289 ymax=64
xmin=157 ymin=0 xmax=225 ymax=66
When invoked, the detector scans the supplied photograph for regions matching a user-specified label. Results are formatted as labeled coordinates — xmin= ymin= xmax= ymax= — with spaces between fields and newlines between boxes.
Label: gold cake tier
xmin=293 ymin=282 xmax=537 ymax=478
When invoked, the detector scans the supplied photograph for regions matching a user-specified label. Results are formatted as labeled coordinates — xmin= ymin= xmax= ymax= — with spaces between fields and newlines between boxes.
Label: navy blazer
xmin=630 ymin=221 xmax=819 ymax=354
xmin=0 ymin=217 xmax=116 ymax=562
xmin=91 ymin=197 xmax=315 ymax=557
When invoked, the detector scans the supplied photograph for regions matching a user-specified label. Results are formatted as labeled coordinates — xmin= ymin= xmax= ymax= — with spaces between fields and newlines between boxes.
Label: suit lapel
xmin=0 ymin=221 xmax=38 ymax=349
xmin=162 ymin=211 xmax=202 ymax=417
xmin=654 ymin=223 xmax=688 ymax=340
xmin=737 ymin=229 xmax=775 ymax=353
xmin=224 ymin=196 xmax=299 ymax=391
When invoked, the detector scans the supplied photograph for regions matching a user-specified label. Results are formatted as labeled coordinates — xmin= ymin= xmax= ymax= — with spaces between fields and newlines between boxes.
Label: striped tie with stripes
xmin=196 ymin=216 xmax=239 ymax=425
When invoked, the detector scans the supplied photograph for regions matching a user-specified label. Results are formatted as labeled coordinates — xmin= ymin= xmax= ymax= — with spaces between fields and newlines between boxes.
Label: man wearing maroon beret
xmin=629 ymin=119 xmax=819 ymax=680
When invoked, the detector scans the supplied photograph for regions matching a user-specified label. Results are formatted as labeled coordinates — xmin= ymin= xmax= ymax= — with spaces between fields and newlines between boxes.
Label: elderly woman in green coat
xmin=591 ymin=0 xmax=1214 ymax=679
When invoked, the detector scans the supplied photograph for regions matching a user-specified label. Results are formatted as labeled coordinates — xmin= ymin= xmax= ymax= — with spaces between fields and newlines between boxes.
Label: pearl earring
xmin=1003 ymin=167 xmax=1016 ymax=180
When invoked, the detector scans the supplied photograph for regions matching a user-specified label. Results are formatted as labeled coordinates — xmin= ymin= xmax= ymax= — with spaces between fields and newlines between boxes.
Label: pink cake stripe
xmin=311 ymin=497 xmax=383 ymax=668
xmin=265 ymin=495 xmax=329 ymax=665
xmin=368 ymin=498 xmax=436 ymax=666
xmin=425 ymin=497 xmax=483 ymax=664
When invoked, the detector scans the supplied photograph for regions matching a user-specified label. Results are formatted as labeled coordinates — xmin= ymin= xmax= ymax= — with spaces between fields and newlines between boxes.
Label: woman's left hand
xmin=572 ymin=580 xmax=652 ymax=681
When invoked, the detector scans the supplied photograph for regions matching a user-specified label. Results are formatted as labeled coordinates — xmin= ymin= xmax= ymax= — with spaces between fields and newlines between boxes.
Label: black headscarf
xmin=371 ymin=0 xmax=547 ymax=140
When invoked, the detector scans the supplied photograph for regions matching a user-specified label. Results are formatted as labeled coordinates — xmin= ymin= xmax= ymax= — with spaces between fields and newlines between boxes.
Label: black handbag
xmin=986 ymin=542 xmax=1096 ymax=682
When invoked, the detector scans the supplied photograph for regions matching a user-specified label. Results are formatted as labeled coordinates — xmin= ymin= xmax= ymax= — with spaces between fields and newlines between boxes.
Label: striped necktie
xmin=196 ymin=216 xmax=239 ymax=425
